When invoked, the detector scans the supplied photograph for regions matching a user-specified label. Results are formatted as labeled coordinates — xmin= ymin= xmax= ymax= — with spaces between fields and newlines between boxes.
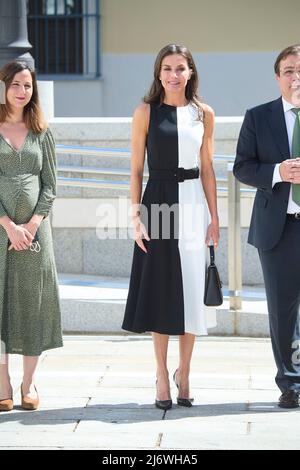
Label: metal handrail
xmin=56 ymin=144 xmax=131 ymax=157
xmin=56 ymin=146 xmax=238 ymax=190
xmin=56 ymin=144 xmax=236 ymax=162
xmin=58 ymin=177 xmax=130 ymax=189
xmin=57 ymin=170 xmax=254 ymax=195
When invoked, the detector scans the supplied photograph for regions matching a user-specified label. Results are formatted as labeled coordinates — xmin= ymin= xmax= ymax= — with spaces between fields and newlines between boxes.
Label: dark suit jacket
xmin=233 ymin=97 xmax=291 ymax=251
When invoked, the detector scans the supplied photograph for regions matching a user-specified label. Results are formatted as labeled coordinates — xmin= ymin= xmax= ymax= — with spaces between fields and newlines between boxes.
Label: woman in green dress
xmin=0 ymin=61 xmax=63 ymax=412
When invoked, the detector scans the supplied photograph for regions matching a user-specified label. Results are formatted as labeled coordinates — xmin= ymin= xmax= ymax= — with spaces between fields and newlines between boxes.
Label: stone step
xmin=58 ymin=273 xmax=269 ymax=337
xmin=56 ymin=148 xmax=231 ymax=175
xmin=56 ymin=163 xmax=229 ymax=200
xmin=57 ymin=150 xmax=132 ymax=170
xmin=56 ymin=151 xmax=231 ymax=177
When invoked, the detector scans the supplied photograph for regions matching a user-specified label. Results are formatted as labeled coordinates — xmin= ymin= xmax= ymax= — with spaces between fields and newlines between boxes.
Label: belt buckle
xmin=174 ymin=167 xmax=185 ymax=183
xmin=295 ymin=213 xmax=300 ymax=219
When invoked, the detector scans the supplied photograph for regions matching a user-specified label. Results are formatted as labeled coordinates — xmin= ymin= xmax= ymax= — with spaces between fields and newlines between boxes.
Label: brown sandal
xmin=0 ymin=397 xmax=13 ymax=412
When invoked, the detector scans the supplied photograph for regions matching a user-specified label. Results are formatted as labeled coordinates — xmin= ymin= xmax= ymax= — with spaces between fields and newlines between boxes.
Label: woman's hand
xmin=23 ymin=215 xmax=43 ymax=238
xmin=9 ymin=215 xmax=43 ymax=251
xmin=205 ymin=220 xmax=220 ymax=247
xmin=133 ymin=216 xmax=150 ymax=253
xmin=21 ymin=221 xmax=38 ymax=239
xmin=6 ymin=223 xmax=34 ymax=251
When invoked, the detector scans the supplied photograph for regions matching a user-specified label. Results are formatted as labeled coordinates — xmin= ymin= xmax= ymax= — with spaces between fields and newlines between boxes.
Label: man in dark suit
xmin=234 ymin=44 xmax=300 ymax=408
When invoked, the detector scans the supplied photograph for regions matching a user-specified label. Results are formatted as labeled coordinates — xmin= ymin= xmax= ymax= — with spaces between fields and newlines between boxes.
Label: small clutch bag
xmin=204 ymin=245 xmax=223 ymax=306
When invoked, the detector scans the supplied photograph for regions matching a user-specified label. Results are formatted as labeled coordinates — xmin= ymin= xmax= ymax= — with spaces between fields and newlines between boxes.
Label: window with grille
xmin=27 ymin=0 xmax=100 ymax=77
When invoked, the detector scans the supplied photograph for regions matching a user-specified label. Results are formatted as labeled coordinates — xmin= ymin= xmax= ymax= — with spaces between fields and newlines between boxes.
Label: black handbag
xmin=204 ymin=245 xmax=223 ymax=306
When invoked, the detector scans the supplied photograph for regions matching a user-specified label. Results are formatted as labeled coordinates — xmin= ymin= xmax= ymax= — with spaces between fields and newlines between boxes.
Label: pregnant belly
xmin=0 ymin=174 xmax=40 ymax=223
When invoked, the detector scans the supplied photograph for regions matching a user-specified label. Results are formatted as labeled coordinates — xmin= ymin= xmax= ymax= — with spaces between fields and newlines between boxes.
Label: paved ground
xmin=0 ymin=335 xmax=299 ymax=450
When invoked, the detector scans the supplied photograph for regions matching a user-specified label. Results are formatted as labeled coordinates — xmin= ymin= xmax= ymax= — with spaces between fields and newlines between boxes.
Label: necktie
xmin=291 ymin=108 xmax=300 ymax=205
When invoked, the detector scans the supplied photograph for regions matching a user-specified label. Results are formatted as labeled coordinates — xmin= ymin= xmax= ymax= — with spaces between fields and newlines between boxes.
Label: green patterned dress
xmin=0 ymin=127 xmax=63 ymax=356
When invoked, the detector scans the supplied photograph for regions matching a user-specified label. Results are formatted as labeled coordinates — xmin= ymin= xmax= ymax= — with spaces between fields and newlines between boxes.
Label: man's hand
xmin=279 ymin=158 xmax=300 ymax=183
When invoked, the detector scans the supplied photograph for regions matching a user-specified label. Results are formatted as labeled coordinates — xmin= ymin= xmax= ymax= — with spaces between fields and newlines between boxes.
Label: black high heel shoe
xmin=173 ymin=369 xmax=193 ymax=407
xmin=155 ymin=380 xmax=172 ymax=410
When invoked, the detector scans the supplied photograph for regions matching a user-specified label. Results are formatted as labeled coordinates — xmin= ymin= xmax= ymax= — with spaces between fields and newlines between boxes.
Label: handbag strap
xmin=209 ymin=245 xmax=215 ymax=265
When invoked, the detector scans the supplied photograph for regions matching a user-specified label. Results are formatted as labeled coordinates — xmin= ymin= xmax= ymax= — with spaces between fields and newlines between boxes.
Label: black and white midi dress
xmin=122 ymin=102 xmax=216 ymax=335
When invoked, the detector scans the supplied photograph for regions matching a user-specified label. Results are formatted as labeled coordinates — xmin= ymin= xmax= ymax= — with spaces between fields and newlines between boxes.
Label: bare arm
xmin=130 ymin=103 xmax=149 ymax=212
xmin=200 ymin=105 xmax=219 ymax=246
xmin=130 ymin=103 xmax=150 ymax=252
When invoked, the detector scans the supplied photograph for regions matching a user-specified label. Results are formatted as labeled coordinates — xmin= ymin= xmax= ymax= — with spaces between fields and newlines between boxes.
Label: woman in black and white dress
xmin=122 ymin=44 xmax=219 ymax=409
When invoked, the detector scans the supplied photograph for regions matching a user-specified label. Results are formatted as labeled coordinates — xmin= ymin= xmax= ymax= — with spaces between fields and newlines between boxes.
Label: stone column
xmin=0 ymin=0 xmax=34 ymax=68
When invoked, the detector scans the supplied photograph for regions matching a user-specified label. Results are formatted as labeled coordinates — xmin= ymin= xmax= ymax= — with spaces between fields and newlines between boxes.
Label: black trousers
xmin=258 ymin=217 xmax=300 ymax=392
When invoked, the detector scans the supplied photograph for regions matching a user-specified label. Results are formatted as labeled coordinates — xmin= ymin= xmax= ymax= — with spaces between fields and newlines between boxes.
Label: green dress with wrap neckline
xmin=0 ymin=127 xmax=63 ymax=356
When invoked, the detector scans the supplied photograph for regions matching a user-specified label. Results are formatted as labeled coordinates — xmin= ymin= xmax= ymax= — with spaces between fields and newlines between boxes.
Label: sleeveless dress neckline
xmin=161 ymin=102 xmax=191 ymax=109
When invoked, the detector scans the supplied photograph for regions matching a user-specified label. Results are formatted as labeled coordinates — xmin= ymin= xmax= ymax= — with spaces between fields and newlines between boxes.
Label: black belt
xmin=287 ymin=213 xmax=300 ymax=219
xmin=148 ymin=167 xmax=199 ymax=183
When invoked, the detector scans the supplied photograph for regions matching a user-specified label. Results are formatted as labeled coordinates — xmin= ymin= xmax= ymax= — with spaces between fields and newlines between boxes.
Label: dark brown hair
xmin=144 ymin=44 xmax=203 ymax=119
xmin=0 ymin=61 xmax=47 ymax=133
xmin=274 ymin=44 xmax=300 ymax=75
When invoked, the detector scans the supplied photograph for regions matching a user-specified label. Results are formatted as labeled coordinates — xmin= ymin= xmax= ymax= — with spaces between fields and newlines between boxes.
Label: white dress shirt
xmin=272 ymin=97 xmax=300 ymax=213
